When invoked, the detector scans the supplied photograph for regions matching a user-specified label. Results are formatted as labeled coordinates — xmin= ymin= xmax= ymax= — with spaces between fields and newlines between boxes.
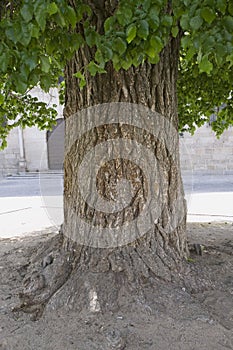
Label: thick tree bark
xmin=63 ymin=33 xmax=189 ymax=252
xmin=16 ymin=3 xmax=193 ymax=319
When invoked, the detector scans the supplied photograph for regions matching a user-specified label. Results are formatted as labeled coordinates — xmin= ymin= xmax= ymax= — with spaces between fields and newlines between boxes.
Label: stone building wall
xmin=0 ymin=127 xmax=48 ymax=176
xmin=0 ymin=128 xmax=21 ymax=177
xmin=180 ymin=125 xmax=233 ymax=174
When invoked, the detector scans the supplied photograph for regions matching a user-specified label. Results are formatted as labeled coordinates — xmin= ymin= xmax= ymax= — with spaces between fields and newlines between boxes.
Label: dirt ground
xmin=0 ymin=222 xmax=232 ymax=350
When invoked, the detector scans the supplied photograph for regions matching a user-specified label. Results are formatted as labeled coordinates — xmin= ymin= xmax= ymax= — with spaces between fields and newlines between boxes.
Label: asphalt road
xmin=0 ymin=173 xmax=63 ymax=197
xmin=0 ymin=173 xmax=233 ymax=197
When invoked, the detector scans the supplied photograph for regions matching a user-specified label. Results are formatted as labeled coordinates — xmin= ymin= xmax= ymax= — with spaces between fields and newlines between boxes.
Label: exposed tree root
xmin=14 ymin=228 xmax=212 ymax=321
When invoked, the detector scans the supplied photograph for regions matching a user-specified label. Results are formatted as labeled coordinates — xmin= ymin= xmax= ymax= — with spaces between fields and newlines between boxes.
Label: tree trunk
xmin=59 ymin=23 xmax=189 ymax=307
xmin=17 ymin=4 xmax=192 ymax=319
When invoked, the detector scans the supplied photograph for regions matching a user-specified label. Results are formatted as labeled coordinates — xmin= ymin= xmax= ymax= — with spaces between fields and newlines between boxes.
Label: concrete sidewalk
xmin=0 ymin=174 xmax=232 ymax=238
xmin=187 ymin=192 xmax=233 ymax=222
xmin=0 ymin=196 xmax=62 ymax=238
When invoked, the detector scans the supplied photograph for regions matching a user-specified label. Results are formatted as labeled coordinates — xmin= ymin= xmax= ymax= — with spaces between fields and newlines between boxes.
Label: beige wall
xmin=180 ymin=125 xmax=233 ymax=174
xmin=0 ymin=127 xmax=48 ymax=175
xmin=0 ymin=128 xmax=20 ymax=176
xmin=23 ymin=127 xmax=48 ymax=172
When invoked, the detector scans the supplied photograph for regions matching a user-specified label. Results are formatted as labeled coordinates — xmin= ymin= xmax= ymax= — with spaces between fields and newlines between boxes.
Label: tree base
xmin=14 ymin=230 xmax=212 ymax=321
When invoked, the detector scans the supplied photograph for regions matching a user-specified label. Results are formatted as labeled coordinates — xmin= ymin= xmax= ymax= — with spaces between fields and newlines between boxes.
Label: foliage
xmin=0 ymin=0 xmax=232 ymax=147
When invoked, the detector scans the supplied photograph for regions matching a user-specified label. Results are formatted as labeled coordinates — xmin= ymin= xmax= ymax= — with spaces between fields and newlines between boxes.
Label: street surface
xmin=0 ymin=173 xmax=232 ymax=238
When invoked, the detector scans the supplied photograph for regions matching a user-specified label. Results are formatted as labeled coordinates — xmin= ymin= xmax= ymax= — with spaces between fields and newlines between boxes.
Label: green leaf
xmin=20 ymin=22 xmax=33 ymax=46
xmin=113 ymin=61 xmax=121 ymax=71
xmin=224 ymin=30 xmax=232 ymax=42
xmin=115 ymin=31 xmax=125 ymax=38
xmin=101 ymin=46 xmax=113 ymax=61
xmin=40 ymin=75 xmax=52 ymax=92
xmin=137 ymin=20 xmax=149 ymax=40
xmin=217 ymin=0 xmax=227 ymax=14
xmin=19 ymin=65 xmax=30 ymax=82
xmin=161 ymin=15 xmax=173 ymax=27
xmin=148 ymin=54 xmax=160 ymax=64
xmin=146 ymin=46 xmax=156 ymax=59
xmin=28 ymin=70 xmax=39 ymax=86
xmin=47 ymin=2 xmax=58 ymax=16
xmin=204 ymin=35 xmax=215 ymax=50
xmin=185 ymin=46 xmax=196 ymax=61
xmin=117 ymin=8 xmax=132 ymax=26
xmin=20 ymin=4 xmax=34 ymax=22
xmin=14 ymin=80 xmax=28 ymax=94
xmin=193 ymin=36 xmax=201 ymax=50
xmin=142 ymin=0 xmax=151 ymax=11
xmin=112 ymin=53 xmax=120 ymax=65
xmin=181 ymin=35 xmax=191 ymax=49
xmin=34 ymin=2 xmax=47 ymax=31
xmin=85 ymin=29 xmax=99 ymax=47
xmin=112 ymin=37 xmax=127 ymax=55
xmin=149 ymin=35 xmax=164 ymax=53
xmin=54 ymin=11 xmax=66 ymax=27
xmin=46 ymin=38 xmax=57 ymax=54
xmin=199 ymin=55 xmax=213 ymax=74
xmin=35 ymin=14 xmax=46 ymax=31
xmin=76 ymin=4 xmax=92 ymax=21
xmin=180 ymin=14 xmax=190 ymax=30
xmin=104 ymin=17 xmax=115 ymax=33
xmin=74 ymin=71 xmax=86 ymax=89
xmin=201 ymin=7 xmax=216 ymax=24
xmin=73 ymin=71 xmax=84 ymax=79
xmin=229 ymin=2 xmax=233 ymax=16
xmin=30 ymin=24 xmax=40 ymax=38
xmin=126 ymin=25 xmax=137 ymax=44
xmin=149 ymin=6 xmax=160 ymax=28
xmin=87 ymin=61 xmax=106 ymax=76
xmin=134 ymin=8 xmax=146 ymax=19
xmin=87 ymin=61 xmax=98 ymax=76
xmin=79 ymin=79 xmax=86 ymax=89
xmin=121 ymin=59 xmax=132 ymax=70
xmin=0 ymin=52 xmax=10 ymax=73
xmin=171 ymin=26 xmax=179 ymax=38
xmin=66 ymin=6 xmax=77 ymax=28
xmin=95 ymin=49 xmax=104 ymax=63
xmin=23 ymin=53 xmax=38 ymax=71
xmin=40 ymin=56 xmax=50 ymax=73
xmin=190 ymin=16 xmax=203 ymax=30
xmin=173 ymin=6 xmax=185 ymax=19
xmin=223 ymin=16 xmax=233 ymax=32
xmin=6 ymin=24 xmax=21 ymax=44
xmin=215 ymin=43 xmax=227 ymax=57
xmin=69 ymin=32 xmax=84 ymax=51
xmin=0 ymin=95 xmax=5 ymax=106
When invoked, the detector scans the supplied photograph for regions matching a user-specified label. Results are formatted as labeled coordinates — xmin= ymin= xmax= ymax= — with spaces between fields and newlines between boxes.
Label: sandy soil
xmin=0 ymin=223 xmax=232 ymax=350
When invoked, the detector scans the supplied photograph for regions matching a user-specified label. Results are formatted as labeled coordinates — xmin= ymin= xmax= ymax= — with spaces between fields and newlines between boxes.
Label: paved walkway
xmin=0 ymin=174 xmax=232 ymax=238
xmin=0 ymin=196 xmax=60 ymax=238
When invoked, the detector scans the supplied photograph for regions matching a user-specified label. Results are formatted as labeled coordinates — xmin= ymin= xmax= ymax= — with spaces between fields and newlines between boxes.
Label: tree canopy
xmin=0 ymin=0 xmax=232 ymax=148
